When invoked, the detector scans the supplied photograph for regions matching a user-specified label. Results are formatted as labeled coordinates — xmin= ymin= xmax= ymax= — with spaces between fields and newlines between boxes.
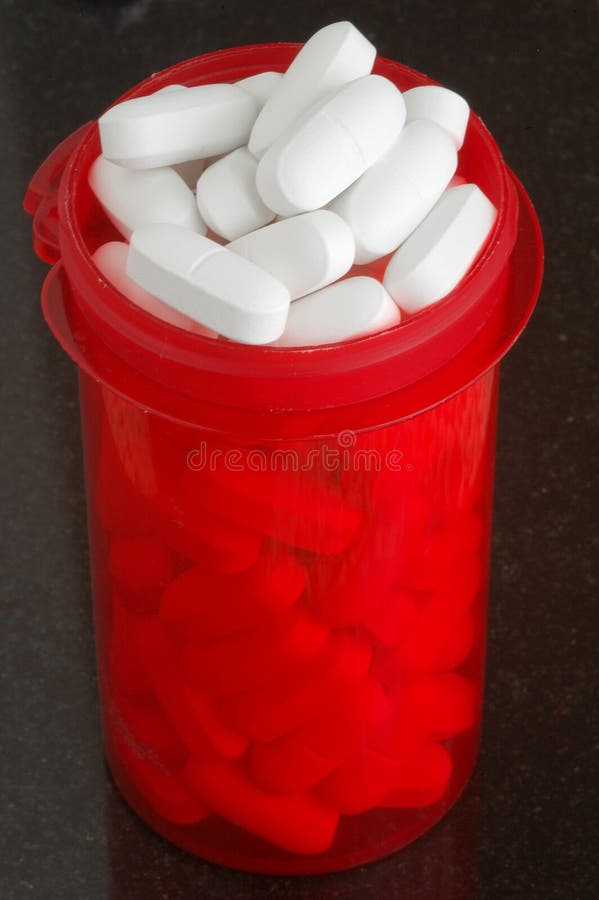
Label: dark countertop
xmin=1 ymin=1 xmax=596 ymax=897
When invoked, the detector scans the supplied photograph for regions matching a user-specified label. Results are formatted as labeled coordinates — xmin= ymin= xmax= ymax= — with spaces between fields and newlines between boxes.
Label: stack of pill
xmin=89 ymin=21 xmax=497 ymax=347
xmin=92 ymin=361 xmax=492 ymax=856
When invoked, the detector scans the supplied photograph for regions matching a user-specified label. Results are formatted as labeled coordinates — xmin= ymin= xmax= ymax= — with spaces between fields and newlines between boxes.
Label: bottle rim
xmin=46 ymin=44 xmax=542 ymax=432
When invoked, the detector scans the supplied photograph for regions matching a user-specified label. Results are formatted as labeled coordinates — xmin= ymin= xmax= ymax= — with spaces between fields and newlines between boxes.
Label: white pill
xmin=403 ymin=85 xmax=470 ymax=149
xmin=236 ymin=71 xmax=283 ymax=109
xmin=127 ymin=224 xmax=290 ymax=344
xmin=249 ymin=21 xmax=376 ymax=158
xmin=162 ymin=73 xmax=281 ymax=112
xmin=274 ymin=277 xmax=400 ymax=347
xmin=196 ymin=147 xmax=275 ymax=241
xmin=228 ymin=210 xmax=355 ymax=300
xmin=159 ymin=86 xmax=229 ymax=187
xmin=88 ymin=154 xmax=205 ymax=240
xmin=92 ymin=241 xmax=215 ymax=335
xmin=383 ymin=184 xmax=497 ymax=314
xmin=99 ymin=83 xmax=259 ymax=169
xmin=256 ymin=75 xmax=406 ymax=217
xmin=329 ymin=119 xmax=457 ymax=264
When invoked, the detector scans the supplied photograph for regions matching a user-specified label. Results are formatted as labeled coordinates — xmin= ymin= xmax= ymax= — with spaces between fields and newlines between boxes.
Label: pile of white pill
xmin=90 ymin=21 xmax=498 ymax=347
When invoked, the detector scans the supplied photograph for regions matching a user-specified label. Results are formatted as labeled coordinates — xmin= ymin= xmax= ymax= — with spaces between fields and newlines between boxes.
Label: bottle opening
xmin=39 ymin=45 xmax=542 ymax=434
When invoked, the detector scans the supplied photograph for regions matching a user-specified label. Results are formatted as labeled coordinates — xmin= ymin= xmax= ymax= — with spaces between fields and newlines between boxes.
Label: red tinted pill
xmin=249 ymin=734 xmax=339 ymax=795
xmin=122 ymin=618 xmax=249 ymax=759
xmin=402 ymin=589 xmax=479 ymax=677
xmin=434 ymin=610 xmax=475 ymax=671
xmin=180 ymin=463 xmax=362 ymax=554
xmin=114 ymin=729 xmax=208 ymax=825
xmin=317 ymin=741 xmax=452 ymax=815
xmin=376 ymin=558 xmax=482 ymax=680
xmin=159 ymin=544 xmax=306 ymax=642
xmin=160 ymin=513 xmax=262 ymax=573
xmin=156 ymin=477 xmax=264 ymax=573
xmin=397 ymin=511 xmax=483 ymax=591
xmin=183 ymin=759 xmax=339 ymax=855
xmin=219 ymin=631 xmax=371 ymax=741
xmin=152 ymin=669 xmax=248 ymax=760
xmin=108 ymin=597 xmax=162 ymax=702
xmin=96 ymin=424 xmax=155 ymax=536
xmin=362 ymin=586 xmax=420 ymax=647
xmin=100 ymin=406 xmax=264 ymax=572
xmin=316 ymin=747 xmax=398 ymax=815
xmin=371 ymin=377 xmax=496 ymax=513
xmin=108 ymin=693 xmax=188 ymax=773
xmin=108 ymin=534 xmax=175 ymax=614
xmin=380 ymin=742 xmax=453 ymax=808
xmin=311 ymin=494 xmax=428 ymax=629
xmin=390 ymin=673 xmax=477 ymax=740
xmin=367 ymin=690 xmax=427 ymax=758
xmin=300 ymin=679 xmax=388 ymax=759
xmin=182 ymin=606 xmax=329 ymax=695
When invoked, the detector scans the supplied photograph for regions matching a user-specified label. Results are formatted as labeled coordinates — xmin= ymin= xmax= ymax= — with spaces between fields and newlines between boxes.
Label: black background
xmin=1 ymin=1 xmax=597 ymax=897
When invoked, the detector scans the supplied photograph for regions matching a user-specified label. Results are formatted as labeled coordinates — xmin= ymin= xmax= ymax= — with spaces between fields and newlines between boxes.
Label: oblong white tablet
xmin=92 ymin=242 xmax=215 ymax=335
xmin=161 ymin=73 xmax=281 ymax=112
xmin=256 ymin=75 xmax=406 ymax=217
xmin=127 ymin=224 xmax=290 ymax=344
xmin=274 ymin=277 xmax=400 ymax=347
xmin=383 ymin=184 xmax=497 ymax=314
xmin=403 ymin=85 xmax=470 ymax=149
xmin=196 ymin=147 xmax=275 ymax=241
xmin=329 ymin=119 xmax=457 ymax=264
xmin=249 ymin=21 xmax=376 ymax=158
xmin=237 ymin=71 xmax=283 ymax=109
xmin=228 ymin=210 xmax=355 ymax=300
xmin=99 ymin=83 xmax=259 ymax=169
xmin=88 ymin=154 xmax=205 ymax=239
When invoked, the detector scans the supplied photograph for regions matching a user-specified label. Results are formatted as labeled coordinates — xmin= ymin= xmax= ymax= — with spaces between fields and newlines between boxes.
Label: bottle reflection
xmin=105 ymin=771 xmax=480 ymax=900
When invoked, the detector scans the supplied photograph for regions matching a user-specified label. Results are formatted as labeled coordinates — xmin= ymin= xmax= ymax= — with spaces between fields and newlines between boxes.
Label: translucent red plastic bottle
xmin=25 ymin=44 xmax=543 ymax=874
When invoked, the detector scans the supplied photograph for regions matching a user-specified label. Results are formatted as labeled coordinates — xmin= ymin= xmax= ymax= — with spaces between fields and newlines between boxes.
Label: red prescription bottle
xmin=25 ymin=45 xmax=543 ymax=874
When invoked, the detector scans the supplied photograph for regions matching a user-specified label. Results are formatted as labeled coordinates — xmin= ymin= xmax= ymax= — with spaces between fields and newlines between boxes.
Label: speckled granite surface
xmin=1 ymin=1 xmax=596 ymax=897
